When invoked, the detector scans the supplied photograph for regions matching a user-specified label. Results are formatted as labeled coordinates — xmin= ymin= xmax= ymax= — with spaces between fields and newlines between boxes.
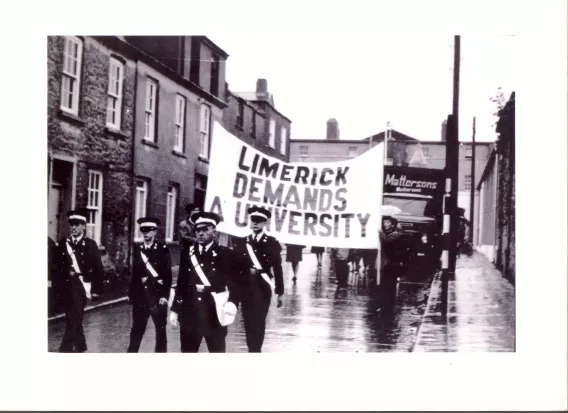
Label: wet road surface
xmin=413 ymin=252 xmax=515 ymax=352
xmin=48 ymin=252 xmax=433 ymax=352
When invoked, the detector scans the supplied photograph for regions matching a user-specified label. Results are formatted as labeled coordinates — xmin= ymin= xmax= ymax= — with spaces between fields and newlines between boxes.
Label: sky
xmin=211 ymin=33 xmax=517 ymax=143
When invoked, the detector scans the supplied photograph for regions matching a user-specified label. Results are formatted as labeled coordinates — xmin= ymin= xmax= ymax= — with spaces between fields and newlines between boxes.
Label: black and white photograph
xmin=47 ymin=33 xmax=517 ymax=354
xmin=1 ymin=0 xmax=566 ymax=410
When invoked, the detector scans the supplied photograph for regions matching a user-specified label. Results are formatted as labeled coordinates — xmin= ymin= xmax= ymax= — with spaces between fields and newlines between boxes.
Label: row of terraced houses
xmin=48 ymin=36 xmax=292 ymax=295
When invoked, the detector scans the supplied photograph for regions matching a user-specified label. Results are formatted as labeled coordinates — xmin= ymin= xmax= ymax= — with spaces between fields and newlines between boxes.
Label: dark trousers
xmin=127 ymin=303 xmax=167 ymax=353
xmin=362 ymin=250 xmax=378 ymax=270
xmin=242 ymin=284 xmax=271 ymax=353
xmin=378 ymin=265 xmax=401 ymax=312
xmin=179 ymin=321 xmax=227 ymax=353
xmin=59 ymin=280 xmax=87 ymax=353
xmin=335 ymin=259 xmax=349 ymax=285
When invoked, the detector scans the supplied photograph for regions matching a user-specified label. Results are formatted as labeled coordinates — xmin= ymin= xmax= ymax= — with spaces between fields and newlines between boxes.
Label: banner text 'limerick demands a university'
xmin=204 ymin=122 xmax=385 ymax=248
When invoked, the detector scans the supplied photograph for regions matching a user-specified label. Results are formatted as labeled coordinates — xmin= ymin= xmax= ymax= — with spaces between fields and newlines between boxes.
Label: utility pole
xmin=441 ymin=35 xmax=461 ymax=316
xmin=469 ymin=116 xmax=476 ymax=244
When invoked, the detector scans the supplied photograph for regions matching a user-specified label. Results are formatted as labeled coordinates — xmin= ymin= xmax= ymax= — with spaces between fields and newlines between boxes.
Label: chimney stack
xmin=326 ymin=118 xmax=340 ymax=140
xmin=256 ymin=78 xmax=268 ymax=98
xmin=441 ymin=119 xmax=448 ymax=141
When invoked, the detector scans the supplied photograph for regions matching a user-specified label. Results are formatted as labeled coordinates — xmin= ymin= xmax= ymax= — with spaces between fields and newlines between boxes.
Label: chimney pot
xmin=256 ymin=79 xmax=268 ymax=96
xmin=326 ymin=118 xmax=340 ymax=140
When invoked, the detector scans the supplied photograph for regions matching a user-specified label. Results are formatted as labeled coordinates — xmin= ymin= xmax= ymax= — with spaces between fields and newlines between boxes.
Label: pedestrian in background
xmin=332 ymin=248 xmax=350 ymax=286
xmin=233 ymin=206 xmax=284 ymax=353
xmin=286 ymin=244 xmax=305 ymax=283
xmin=179 ymin=203 xmax=200 ymax=245
xmin=127 ymin=217 xmax=172 ymax=353
xmin=379 ymin=216 xmax=405 ymax=311
xmin=311 ymin=245 xmax=325 ymax=267
xmin=348 ymin=249 xmax=362 ymax=272
xmin=53 ymin=209 xmax=104 ymax=352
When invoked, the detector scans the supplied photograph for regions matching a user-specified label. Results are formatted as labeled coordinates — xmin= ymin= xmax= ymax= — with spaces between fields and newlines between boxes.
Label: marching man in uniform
xmin=53 ymin=209 xmax=104 ymax=352
xmin=234 ymin=206 xmax=284 ymax=353
xmin=169 ymin=212 xmax=238 ymax=353
xmin=127 ymin=217 xmax=172 ymax=353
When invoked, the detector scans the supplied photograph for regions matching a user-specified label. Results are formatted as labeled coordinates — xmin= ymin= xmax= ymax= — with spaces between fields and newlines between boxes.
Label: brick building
xmin=230 ymin=79 xmax=291 ymax=162
xmin=48 ymin=36 xmax=137 ymax=284
xmin=289 ymin=119 xmax=491 ymax=241
xmin=122 ymin=36 xmax=229 ymax=262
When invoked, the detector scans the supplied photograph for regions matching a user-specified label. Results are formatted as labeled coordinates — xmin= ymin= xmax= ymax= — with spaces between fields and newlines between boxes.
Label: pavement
xmin=412 ymin=252 xmax=515 ymax=352
xmin=48 ymin=251 xmax=515 ymax=353
xmin=48 ymin=252 xmax=433 ymax=352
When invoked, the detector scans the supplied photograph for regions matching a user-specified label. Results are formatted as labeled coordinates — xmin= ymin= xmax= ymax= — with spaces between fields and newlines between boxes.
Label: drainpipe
xmin=126 ymin=56 xmax=139 ymax=282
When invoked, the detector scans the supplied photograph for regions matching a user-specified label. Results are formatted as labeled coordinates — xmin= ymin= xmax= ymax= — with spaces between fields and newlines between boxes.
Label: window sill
xmin=105 ymin=126 xmax=129 ymax=140
xmin=172 ymin=150 xmax=186 ymax=159
xmin=98 ymin=245 xmax=106 ymax=252
xmin=142 ymin=139 xmax=159 ymax=149
xmin=59 ymin=109 xmax=86 ymax=126
xmin=198 ymin=155 xmax=209 ymax=164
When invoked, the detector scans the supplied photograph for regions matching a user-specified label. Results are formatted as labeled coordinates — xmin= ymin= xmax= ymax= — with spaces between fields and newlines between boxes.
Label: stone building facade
xmin=48 ymin=36 xmax=137 ymax=285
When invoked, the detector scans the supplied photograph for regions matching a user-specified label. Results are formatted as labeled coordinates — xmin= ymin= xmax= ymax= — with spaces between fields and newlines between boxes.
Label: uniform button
xmin=198 ymin=298 xmax=202 ymax=301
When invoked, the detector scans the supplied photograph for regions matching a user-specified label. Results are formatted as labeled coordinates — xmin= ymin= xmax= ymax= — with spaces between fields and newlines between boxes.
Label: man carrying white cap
xmin=169 ymin=212 xmax=239 ymax=352
xmin=53 ymin=208 xmax=104 ymax=352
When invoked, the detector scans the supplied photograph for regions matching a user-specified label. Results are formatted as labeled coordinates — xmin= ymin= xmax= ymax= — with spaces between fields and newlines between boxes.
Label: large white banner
xmin=204 ymin=122 xmax=385 ymax=248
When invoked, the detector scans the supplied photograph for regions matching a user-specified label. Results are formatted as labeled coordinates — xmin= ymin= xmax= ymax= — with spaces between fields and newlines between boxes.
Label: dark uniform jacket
xmin=233 ymin=233 xmax=284 ymax=297
xmin=53 ymin=236 xmax=104 ymax=296
xmin=129 ymin=241 xmax=172 ymax=307
xmin=171 ymin=241 xmax=239 ymax=331
xmin=379 ymin=230 xmax=406 ymax=271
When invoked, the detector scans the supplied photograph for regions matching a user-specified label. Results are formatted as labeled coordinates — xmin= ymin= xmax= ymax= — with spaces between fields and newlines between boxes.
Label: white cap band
xmin=69 ymin=215 xmax=87 ymax=222
xmin=195 ymin=217 xmax=217 ymax=227
xmin=140 ymin=222 xmax=157 ymax=228
xmin=250 ymin=211 xmax=268 ymax=220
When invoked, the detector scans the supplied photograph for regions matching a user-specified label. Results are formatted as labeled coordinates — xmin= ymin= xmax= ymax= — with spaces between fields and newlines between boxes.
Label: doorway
xmin=48 ymin=158 xmax=75 ymax=241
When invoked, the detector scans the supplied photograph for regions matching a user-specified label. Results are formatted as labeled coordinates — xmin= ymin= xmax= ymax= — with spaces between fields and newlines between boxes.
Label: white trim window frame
xmin=60 ymin=36 xmax=83 ymax=115
xmin=165 ymin=184 xmax=178 ymax=242
xmin=199 ymin=103 xmax=211 ymax=158
xmin=106 ymin=57 xmax=124 ymax=129
xmin=144 ymin=79 xmax=157 ymax=142
xmin=269 ymin=118 xmax=276 ymax=148
xmin=86 ymin=170 xmax=103 ymax=245
xmin=174 ymin=95 xmax=186 ymax=153
xmin=134 ymin=178 xmax=148 ymax=241
xmin=280 ymin=126 xmax=287 ymax=155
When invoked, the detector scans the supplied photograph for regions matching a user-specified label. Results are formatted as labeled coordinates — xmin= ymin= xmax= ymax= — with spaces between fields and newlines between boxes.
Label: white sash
xmin=188 ymin=245 xmax=235 ymax=326
xmin=246 ymin=242 xmax=276 ymax=297
xmin=66 ymin=241 xmax=92 ymax=299
xmin=140 ymin=251 xmax=159 ymax=278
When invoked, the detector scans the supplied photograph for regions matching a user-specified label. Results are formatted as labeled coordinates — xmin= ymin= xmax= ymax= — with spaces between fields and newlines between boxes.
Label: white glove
xmin=169 ymin=311 xmax=179 ymax=327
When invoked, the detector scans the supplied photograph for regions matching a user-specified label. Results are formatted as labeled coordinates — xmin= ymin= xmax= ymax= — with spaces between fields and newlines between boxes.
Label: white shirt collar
xmin=200 ymin=240 xmax=214 ymax=252
xmin=71 ymin=234 xmax=84 ymax=244
xmin=252 ymin=230 xmax=265 ymax=241
xmin=143 ymin=241 xmax=154 ymax=250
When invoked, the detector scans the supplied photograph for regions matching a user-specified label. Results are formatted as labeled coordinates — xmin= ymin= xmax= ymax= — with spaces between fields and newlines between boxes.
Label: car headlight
xmin=421 ymin=234 xmax=428 ymax=244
